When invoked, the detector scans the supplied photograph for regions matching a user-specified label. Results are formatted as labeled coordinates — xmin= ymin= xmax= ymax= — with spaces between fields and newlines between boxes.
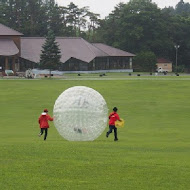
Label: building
xmin=0 ymin=23 xmax=23 ymax=72
xmin=156 ymin=58 xmax=173 ymax=72
xmin=0 ymin=23 xmax=135 ymax=72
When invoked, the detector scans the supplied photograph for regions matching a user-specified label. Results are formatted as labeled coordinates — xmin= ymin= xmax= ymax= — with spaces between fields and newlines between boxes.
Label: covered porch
xmin=0 ymin=39 xmax=20 ymax=73
xmin=0 ymin=56 xmax=20 ymax=72
xmin=60 ymin=56 xmax=133 ymax=71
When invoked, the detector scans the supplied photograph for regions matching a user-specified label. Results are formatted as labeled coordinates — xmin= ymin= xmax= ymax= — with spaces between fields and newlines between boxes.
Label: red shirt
xmin=38 ymin=113 xmax=53 ymax=128
xmin=109 ymin=111 xmax=120 ymax=125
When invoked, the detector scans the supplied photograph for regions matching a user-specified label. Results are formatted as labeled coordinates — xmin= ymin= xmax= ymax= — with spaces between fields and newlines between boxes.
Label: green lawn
xmin=0 ymin=76 xmax=190 ymax=190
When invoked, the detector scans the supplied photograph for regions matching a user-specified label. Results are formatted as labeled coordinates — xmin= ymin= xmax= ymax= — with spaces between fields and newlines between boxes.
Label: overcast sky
xmin=56 ymin=0 xmax=190 ymax=18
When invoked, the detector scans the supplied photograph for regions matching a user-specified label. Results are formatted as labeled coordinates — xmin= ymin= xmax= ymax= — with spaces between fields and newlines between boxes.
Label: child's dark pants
xmin=107 ymin=125 xmax=118 ymax=140
xmin=40 ymin=128 xmax=48 ymax=140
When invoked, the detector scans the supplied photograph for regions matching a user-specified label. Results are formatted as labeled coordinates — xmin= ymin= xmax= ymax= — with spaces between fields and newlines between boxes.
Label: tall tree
xmin=26 ymin=0 xmax=48 ymax=36
xmin=175 ymin=0 xmax=190 ymax=17
xmin=39 ymin=30 xmax=61 ymax=76
xmin=86 ymin=11 xmax=100 ymax=42
xmin=45 ymin=0 xmax=63 ymax=36
xmin=96 ymin=3 xmax=125 ymax=46
xmin=66 ymin=2 xmax=79 ymax=36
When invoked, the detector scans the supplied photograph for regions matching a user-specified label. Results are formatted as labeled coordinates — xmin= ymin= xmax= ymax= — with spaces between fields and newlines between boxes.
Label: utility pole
xmin=174 ymin=45 xmax=180 ymax=73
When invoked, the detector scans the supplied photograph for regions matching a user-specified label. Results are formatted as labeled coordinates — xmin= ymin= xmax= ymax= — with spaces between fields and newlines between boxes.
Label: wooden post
xmin=107 ymin=57 xmax=110 ymax=69
xmin=12 ymin=57 xmax=16 ymax=73
xmin=17 ymin=58 xmax=20 ymax=71
xmin=129 ymin=58 xmax=132 ymax=69
xmin=5 ymin=57 xmax=9 ymax=70
xmin=93 ymin=59 xmax=95 ymax=70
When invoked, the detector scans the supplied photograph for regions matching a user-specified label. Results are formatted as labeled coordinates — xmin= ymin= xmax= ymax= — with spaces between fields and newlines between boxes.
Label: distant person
xmin=106 ymin=107 xmax=121 ymax=141
xmin=38 ymin=109 xmax=53 ymax=140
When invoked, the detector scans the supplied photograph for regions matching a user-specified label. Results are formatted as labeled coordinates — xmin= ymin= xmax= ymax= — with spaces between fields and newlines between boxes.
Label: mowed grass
xmin=0 ymin=76 xmax=190 ymax=190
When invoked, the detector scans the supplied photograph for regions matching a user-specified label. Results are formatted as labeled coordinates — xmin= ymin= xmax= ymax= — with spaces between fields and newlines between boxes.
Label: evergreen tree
xmin=39 ymin=30 xmax=61 ymax=77
xmin=175 ymin=0 xmax=190 ymax=17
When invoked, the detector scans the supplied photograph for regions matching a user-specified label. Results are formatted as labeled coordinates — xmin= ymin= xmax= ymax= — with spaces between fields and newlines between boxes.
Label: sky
xmin=56 ymin=0 xmax=190 ymax=18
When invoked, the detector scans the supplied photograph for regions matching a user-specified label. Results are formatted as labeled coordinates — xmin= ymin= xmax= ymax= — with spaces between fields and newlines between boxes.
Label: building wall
xmin=109 ymin=57 xmax=130 ymax=69
xmin=60 ymin=58 xmax=89 ymax=71
xmin=19 ymin=58 xmax=38 ymax=71
xmin=60 ymin=57 xmax=131 ymax=71
xmin=156 ymin=63 xmax=172 ymax=72
xmin=18 ymin=56 xmax=132 ymax=71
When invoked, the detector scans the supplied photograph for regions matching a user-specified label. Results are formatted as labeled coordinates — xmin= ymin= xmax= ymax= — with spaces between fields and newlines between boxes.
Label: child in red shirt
xmin=38 ymin=109 xmax=53 ymax=140
xmin=106 ymin=107 xmax=121 ymax=141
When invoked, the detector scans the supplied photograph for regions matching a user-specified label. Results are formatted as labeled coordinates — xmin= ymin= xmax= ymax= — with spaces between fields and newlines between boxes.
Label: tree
xmin=27 ymin=0 xmax=48 ymax=36
xmin=0 ymin=0 xmax=48 ymax=36
xmin=0 ymin=0 xmax=100 ymax=38
xmin=118 ymin=0 xmax=170 ymax=54
xmin=175 ymin=0 xmax=190 ymax=17
xmin=66 ymin=2 xmax=79 ymax=36
xmin=96 ymin=3 xmax=125 ymax=46
xmin=45 ymin=0 xmax=63 ymax=36
xmin=39 ymin=30 xmax=61 ymax=77
xmin=96 ymin=0 xmax=179 ymax=64
xmin=86 ymin=11 xmax=100 ymax=42
xmin=133 ymin=51 xmax=157 ymax=72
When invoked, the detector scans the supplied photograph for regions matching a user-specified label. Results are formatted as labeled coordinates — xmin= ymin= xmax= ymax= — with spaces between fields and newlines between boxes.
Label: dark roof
xmin=0 ymin=39 xmax=19 ymax=56
xmin=21 ymin=37 xmax=44 ymax=63
xmin=93 ymin=43 xmax=135 ymax=57
xmin=0 ymin=23 xmax=23 ymax=36
xmin=57 ymin=37 xmax=108 ymax=62
xmin=157 ymin=58 xmax=172 ymax=63
xmin=21 ymin=37 xmax=135 ymax=63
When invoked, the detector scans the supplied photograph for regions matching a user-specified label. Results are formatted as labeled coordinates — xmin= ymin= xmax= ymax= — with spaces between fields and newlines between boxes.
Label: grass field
xmin=1 ymin=74 xmax=190 ymax=190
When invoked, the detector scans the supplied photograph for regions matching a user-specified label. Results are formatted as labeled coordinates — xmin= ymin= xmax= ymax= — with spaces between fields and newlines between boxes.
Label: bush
xmin=133 ymin=51 xmax=157 ymax=72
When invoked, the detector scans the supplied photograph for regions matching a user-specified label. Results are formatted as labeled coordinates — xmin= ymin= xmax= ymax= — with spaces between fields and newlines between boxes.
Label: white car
xmin=157 ymin=67 xmax=168 ymax=73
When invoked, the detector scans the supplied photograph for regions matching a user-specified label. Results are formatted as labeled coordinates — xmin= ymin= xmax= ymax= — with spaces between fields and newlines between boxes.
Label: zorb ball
xmin=53 ymin=86 xmax=108 ymax=141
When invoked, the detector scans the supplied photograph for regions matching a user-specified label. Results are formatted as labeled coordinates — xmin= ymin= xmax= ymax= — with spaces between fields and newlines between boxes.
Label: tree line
xmin=0 ymin=0 xmax=100 ymax=38
xmin=1 ymin=0 xmax=190 ymax=71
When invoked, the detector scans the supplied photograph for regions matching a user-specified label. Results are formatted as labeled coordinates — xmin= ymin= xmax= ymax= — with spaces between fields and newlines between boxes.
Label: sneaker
xmin=106 ymin=133 xmax=109 ymax=138
xmin=114 ymin=138 xmax=118 ymax=141
xmin=38 ymin=133 xmax=41 ymax=137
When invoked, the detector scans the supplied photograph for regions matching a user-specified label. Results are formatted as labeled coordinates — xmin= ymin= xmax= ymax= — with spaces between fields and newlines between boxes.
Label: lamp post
xmin=174 ymin=45 xmax=180 ymax=73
